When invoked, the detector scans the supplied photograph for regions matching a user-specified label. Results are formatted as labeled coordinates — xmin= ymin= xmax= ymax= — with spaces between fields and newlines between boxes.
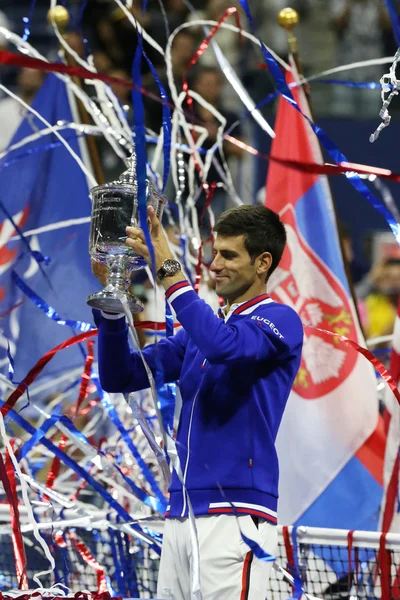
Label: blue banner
xmin=0 ymin=74 xmax=98 ymax=383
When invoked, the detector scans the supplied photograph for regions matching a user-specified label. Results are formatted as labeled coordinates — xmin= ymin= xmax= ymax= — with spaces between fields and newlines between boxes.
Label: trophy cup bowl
xmin=87 ymin=153 xmax=167 ymax=314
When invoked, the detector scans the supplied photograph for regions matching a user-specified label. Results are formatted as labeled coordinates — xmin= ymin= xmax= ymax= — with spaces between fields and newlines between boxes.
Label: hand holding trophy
xmin=87 ymin=146 xmax=167 ymax=313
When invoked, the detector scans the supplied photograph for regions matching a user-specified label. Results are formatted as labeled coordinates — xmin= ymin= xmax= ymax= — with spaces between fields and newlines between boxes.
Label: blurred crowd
xmin=0 ymin=0 xmax=400 ymax=346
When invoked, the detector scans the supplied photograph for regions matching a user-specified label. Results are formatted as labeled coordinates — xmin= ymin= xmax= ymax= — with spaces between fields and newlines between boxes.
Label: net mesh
xmin=0 ymin=526 xmax=399 ymax=599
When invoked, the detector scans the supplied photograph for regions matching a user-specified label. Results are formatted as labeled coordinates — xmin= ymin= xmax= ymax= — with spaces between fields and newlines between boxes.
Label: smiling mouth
xmin=215 ymin=276 xmax=228 ymax=282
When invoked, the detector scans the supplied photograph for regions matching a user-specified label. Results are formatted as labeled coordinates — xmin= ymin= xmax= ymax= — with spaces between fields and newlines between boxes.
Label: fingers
xmin=91 ymin=259 xmax=108 ymax=287
xmin=147 ymin=205 xmax=160 ymax=232
xmin=125 ymin=236 xmax=148 ymax=253
xmin=125 ymin=228 xmax=150 ymax=262
xmin=126 ymin=226 xmax=145 ymax=243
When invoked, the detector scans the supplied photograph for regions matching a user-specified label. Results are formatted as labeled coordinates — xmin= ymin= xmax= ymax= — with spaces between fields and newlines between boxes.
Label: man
xmin=93 ymin=205 xmax=303 ymax=599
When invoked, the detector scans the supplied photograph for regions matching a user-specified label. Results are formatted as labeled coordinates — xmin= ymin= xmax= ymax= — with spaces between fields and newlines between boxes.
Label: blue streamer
xmin=109 ymin=529 xmax=126 ymax=595
xmin=239 ymin=531 xmax=275 ymax=562
xmin=216 ymin=490 xmax=276 ymax=564
xmin=314 ymin=79 xmax=382 ymax=90
xmin=384 ymin=0 xmax=400 ymax=47
xmin=115 ymin=527 xmax=130 ymax=595
xmin=238 ymin=0 xmax=400 ymax=246
xmin=0 ymin=200 xmax=53 ymax=289
xmin=21 ymin=0 xmax=37 ymax=41
xmin=165 ymin=300 xmax=174 ymax=338
xmin=179 ymin=235 xmax=194 ymax=287
xmin=152 ymin=301 xmax=176 ymax=434
xmin=11 ymin=270 xmax=94 ymax=332
xmin=288 ymin=527 xmax=304 ymax=599
xmin=142 ymin=50 xmax=172 ymax=191
xmin=19 ymin=393 xmax=159 ymax=510
xmin=124 ymin=530 xmax=140 ymax=597
xmin=91 ymin=373 xmax=167 ymax=513
xmin=0 ymin=134 xmax=88 ymax=172
xmin=58 ymin=412 xmax=158 ymax=510
xmin=60 ymin=531 xmax=70 ymax=588
xmin=131 ymin=14 xmax=156 ymax=276
xmin=19 ymin=406 xmax=62 ymax=459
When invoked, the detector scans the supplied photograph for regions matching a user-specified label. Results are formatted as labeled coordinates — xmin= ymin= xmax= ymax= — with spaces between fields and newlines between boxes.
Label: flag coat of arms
xmin=266 ymin=69 xmax=383 ymax=527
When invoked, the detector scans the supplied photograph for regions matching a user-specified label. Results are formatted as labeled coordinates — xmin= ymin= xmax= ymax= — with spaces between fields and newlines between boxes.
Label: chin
xmin=215 ymin=283 xmax=228 ymax=297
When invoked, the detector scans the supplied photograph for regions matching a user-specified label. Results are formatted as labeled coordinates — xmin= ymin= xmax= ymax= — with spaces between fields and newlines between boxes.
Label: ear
xmin=256 ymin=252 xmax=273 ymax=278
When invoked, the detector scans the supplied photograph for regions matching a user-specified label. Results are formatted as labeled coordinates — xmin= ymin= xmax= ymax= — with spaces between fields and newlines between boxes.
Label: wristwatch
xmin=157 ymin=259 xmax=181 ymax=280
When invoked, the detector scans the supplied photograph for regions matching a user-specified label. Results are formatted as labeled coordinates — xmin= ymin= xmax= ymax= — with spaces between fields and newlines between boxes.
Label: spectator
xmin=0 ymin=68 xmax=45 ymax=152
xmin=187 ymin=0 xmax=245 ymax=69
xmin=0 ymin=10 xmax=9 ymax=51
xmin=330 ymin=0 xmax=392 ymax=117
xmin=144 ymin=30 xmax=196 ymax=133
xmin=0 ymin=10 xmax=14 ymax=99
xmin=363 ymin=258 xmax=400 ymax=338
xmin=189 ymin=66 xmax=244 ymax=239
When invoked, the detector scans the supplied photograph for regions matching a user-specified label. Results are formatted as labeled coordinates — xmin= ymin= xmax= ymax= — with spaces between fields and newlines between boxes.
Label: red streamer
xmin=69 ymin=532 xmax=108 ymax=594
xmin=182 ymin=7 xmax=242 ymax=182
xmin=0 ymin=450 xmax=28 ymax=589
xmin=0 ymin=593 xmax=117 ymax=600
xmin=378 ymin=533 xmax=392 ymax=600
xmin=347 ymin=530 xmax=354 ymax=594
xmin=74 ymin=340 xmax=94 ymax=416
xmin=1 ymin=320 xmax=178 ymax=417
xmin=282 ymin=526 xmax=296 ymax=596
xmin=2 ymin=52 xmax=397 ymax=187
xmin=224 ymin=133 xmax=400 ymax=182
xmin=305 ymin=326 xmax=400 ymax=406
xmin=1 ymin=330 xmax=97 ymax=417
xmin=0 ymin=51 xmax=169 ymax=110
xmin=45 ymin=341 xmax=94 ymax=497
xmin=183 ymin=7 xmax=241 ymax=112
xmin=195 ymin=184 xmax=217 ymax=294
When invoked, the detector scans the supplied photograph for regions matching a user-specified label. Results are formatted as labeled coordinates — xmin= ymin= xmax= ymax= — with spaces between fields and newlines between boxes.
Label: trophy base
xmin=86 ymin=290 xmax=144 ymax=314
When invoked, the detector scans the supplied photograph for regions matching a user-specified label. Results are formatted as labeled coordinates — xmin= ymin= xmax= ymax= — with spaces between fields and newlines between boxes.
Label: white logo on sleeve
xmin=251 ymin=315 xmax=284 ymax=339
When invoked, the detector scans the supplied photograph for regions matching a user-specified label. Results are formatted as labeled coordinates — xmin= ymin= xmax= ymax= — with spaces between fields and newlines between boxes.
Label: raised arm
xmin=94 ymin=309 xmax=187 ymax=393
xmin=164 ymin=281 xmax=303 ymax=364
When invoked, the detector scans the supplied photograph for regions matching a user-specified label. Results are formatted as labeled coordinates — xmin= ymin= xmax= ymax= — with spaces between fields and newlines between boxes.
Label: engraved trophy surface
xmin=87 ymin=150 xmax=167 ymax=313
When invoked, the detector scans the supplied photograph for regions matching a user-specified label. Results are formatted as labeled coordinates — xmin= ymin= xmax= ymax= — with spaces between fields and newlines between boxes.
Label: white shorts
xmin=157 ymin=514 xmax=278 ymax=600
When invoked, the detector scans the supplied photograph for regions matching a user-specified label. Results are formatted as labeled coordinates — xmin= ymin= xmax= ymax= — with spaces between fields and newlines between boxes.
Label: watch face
xmin=164 ymin=259 xmax=180 ymax=274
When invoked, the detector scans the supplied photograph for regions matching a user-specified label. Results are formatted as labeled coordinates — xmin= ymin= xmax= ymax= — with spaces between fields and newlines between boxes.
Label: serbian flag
xmin=266 ymin=66 xmax=384 ymax=528
xmin=380 ymin=302 xmax=400 ymax=534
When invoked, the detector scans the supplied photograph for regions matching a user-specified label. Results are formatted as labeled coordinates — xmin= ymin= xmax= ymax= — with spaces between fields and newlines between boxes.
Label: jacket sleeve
xmin=93 ymin=309 xmax=187 ymax=393
xmin=165 ymin=280 xmax=303 ymax=365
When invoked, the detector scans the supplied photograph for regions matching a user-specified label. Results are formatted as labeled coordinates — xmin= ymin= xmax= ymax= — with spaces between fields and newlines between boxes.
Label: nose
xmin=210 ymin=254 xmax=223 ymax=272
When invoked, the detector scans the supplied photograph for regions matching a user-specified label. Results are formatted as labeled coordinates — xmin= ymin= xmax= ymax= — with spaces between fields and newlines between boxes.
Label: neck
xmin=225 ymin=280 xmax=267 ymax=312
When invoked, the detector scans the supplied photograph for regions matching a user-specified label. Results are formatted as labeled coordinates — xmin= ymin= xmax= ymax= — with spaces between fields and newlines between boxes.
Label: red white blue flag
xmin=266 ymin=67 xmax=384 ymax=529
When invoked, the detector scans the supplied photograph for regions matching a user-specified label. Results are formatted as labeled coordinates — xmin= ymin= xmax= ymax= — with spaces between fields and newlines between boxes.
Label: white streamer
xmin=0 ymin=84 xmax=97 ymax=187
xmin=1 ymin=26 xmax=129 ymax=158
xmin=370 ymin=48 xmax=400 ymax=142
xmin=112 ymin=0 xmax=165 ymax=57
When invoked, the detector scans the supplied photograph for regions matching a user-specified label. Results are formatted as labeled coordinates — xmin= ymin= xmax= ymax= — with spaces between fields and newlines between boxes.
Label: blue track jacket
xmin=95 ymin=279 xmax=303 ymax=525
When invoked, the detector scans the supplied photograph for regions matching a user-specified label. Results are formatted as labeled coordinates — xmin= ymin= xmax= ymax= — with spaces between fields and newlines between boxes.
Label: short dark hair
xmin=214 ymin=205 xmax=287 ymax=278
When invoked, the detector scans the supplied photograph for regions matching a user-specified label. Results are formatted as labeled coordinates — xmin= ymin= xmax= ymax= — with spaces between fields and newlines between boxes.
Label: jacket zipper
xmin=181 ymin=361 xmax=206 ymax=517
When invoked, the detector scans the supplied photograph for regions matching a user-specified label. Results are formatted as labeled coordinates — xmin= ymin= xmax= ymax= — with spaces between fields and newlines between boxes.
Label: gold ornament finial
xmin=277 ymin=8 xmax=299 ymax=54
xmin=47 ymin=6 xmax=70 ymax=31
xmin=277 ymin=7 xmax=299 ymax=31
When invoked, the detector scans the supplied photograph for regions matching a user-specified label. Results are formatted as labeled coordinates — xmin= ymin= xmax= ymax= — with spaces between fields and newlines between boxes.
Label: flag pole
xmin=277 ymin=7 xmax=365 ymax=333
xmin=47 ymin=6 xmax=105 ymax=185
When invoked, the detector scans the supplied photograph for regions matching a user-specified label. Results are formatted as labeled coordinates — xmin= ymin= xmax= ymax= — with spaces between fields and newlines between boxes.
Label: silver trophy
xmin=87 ymin=149 xmax=167 ymax=313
